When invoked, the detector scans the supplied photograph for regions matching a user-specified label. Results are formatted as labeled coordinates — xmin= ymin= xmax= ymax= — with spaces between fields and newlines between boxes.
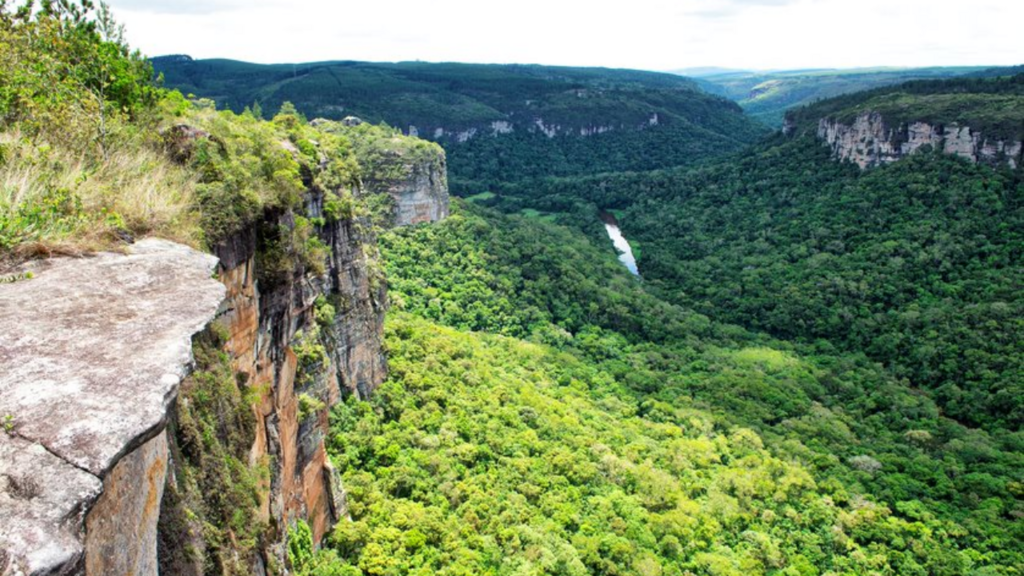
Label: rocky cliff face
xmin=380 ymin=158 xmax=449 ymax=226
xmin=1 ymin=139 xmax=449 ymax=574
xmin=358 ymin=148 xmax=449 ymax=227
xmin=815 ymin=111 xmax=1023 ymax=169
xmin=0 ymin=240 xmax=224 ymax=576
xmin=197 ymin=196 xmax=389 ymax=569
xmin=418 ymin=112 xmax=663 ymax=143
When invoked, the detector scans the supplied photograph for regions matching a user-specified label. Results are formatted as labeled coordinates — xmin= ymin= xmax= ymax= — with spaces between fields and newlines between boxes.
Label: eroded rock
xmin=816 ymin=111 xmax=1023 ymax=169
xmin=0 ymin=239 xmax=224 ymax=575
xmin=368 ymin=153 xmax=450 ymax=226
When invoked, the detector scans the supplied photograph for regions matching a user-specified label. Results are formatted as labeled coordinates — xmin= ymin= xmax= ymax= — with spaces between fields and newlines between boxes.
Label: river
xmin=599 ymin=211 xmax=640 ymax=277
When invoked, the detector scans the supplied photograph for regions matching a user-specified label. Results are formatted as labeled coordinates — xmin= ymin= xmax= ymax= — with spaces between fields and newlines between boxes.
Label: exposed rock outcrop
xmin=1 ymin=126 xmax=449 ymax=575
xmin=816 ymin=111 xmax=1023 ymax=169
xmin=412 ymin=117 xmax=660 ymax=143
xmin=0 ymin=240 xmax=224 ymax=576
xmin=362 ymin=152 xmax=449 ymax=227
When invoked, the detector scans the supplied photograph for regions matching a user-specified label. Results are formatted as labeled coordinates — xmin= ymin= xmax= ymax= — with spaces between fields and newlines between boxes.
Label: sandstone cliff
xmin=317 ymin=119 xmax=450 ymax=227
xmin=373 ymin=156 xmax=449 ymax=226
xmin=0 ymin=133 xmax=449 ymax=575
xmin=811 ymin=111 xmax=1023 ymax=169
xmin=155 ymin=192 xmax=390 ymax=575
xmin=0 ymin=240 xmax=225 ymax=575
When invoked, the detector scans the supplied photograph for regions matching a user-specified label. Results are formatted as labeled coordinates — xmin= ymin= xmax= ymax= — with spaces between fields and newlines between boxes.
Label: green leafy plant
xmin=297 ymin=393 xmax=326 ymax=421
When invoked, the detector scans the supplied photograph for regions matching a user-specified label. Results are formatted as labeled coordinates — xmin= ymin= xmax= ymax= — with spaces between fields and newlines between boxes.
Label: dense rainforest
xmin=291 ymin=76 xmax=1024 ymax=574
xmin=151 ymin=56 xmax=770 ymax=193
xmin=293 ymin=201 xmax=1023 ymax=575
xmin=1 ymin=2 xmax=1021 ymax=575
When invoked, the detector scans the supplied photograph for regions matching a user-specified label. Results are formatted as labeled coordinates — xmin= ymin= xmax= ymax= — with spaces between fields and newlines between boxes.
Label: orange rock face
xmin=208 ymin=209 xmax=388 ymax=557
xmin=85 ymin=432 xmax=169 ymax=576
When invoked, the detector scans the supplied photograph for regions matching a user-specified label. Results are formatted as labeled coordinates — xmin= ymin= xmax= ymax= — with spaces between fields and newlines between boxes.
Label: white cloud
xmin=106 ymin=0 xmax=1023 ymax=70
xmin=105 ymin=0 xmax=271 ymax=15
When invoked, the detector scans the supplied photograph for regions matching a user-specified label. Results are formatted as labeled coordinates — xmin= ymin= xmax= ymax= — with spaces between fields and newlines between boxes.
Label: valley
xmin=0 ymin=4 xmax=1021 ymax=575
xmin=683 ymin=66 xmax=1019 ymax=128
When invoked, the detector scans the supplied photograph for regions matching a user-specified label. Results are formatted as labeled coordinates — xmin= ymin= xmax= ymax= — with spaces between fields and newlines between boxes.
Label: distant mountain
xmin=683 ymin=66 xmax=1000 ymax=127
xmin=152 ymin=56 xmax=768 ymax=193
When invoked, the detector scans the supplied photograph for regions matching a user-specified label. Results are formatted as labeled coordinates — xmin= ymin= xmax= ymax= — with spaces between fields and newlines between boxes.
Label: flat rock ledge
xmin=0 ymin=239 xmax=224 ymax=575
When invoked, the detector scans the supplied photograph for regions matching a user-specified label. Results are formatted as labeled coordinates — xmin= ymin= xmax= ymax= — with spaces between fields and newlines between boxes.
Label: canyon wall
xmin=381 ymin=157 xmax=450 ymax=226
xmin=0 ymin=143 xmax=449 ymax=575
xmin=813 ymin=111 xmax=1023 ymax=169
xmin=414 ymin=112 xmax=661 ymax=143
xmin=0 ymin=240 xmax=225 ymax=576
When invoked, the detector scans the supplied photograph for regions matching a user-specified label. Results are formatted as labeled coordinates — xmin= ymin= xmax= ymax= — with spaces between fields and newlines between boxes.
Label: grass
xmin=464 ymin=191 xmax=496 ymax=202
xmin=0 ymin=130 xmax=200 ymax=265
xmin=519 ymin=208 xmax=557 ymax=222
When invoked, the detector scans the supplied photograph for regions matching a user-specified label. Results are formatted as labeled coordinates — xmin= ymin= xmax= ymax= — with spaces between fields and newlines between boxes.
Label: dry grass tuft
xmin=0 ymin=130 xmax=202 ymax=264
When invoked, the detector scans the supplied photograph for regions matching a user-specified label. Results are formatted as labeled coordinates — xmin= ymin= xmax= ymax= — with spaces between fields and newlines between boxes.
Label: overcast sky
xmin=107 ymin=0 xmax=1022 ymax=71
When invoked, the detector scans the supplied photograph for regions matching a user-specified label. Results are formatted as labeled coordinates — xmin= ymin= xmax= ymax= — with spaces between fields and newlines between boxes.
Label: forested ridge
xmin=687 ymin=66 xmax=1005 ymax=128
xmin=784 ymin=73 xmax=1024 ymax=139
xmin=151 ymin=56 xmax=769 ymax=193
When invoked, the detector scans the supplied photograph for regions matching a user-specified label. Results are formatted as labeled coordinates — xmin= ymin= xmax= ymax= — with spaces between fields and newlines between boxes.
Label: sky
xmin=107 ymin=0 xmax=1023 ymax=71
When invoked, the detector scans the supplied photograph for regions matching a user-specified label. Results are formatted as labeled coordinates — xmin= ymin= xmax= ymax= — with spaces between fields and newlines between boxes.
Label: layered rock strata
xmin=816 ymin=111 xmax=1023 ymax=169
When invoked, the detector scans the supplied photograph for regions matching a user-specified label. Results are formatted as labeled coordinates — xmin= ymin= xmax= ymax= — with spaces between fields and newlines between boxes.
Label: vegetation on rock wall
xmin=159 ymin=325 xmax=270 ymax=576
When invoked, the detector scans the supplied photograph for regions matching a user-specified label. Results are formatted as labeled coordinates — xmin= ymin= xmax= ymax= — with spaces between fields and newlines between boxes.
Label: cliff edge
xmin=0 ymin=240 xmax=224 ymax=575
xmin=783 ymin=73 xmax=1024 ymax=169
xmin=813 ymin=111 xmax=1022 ymax=169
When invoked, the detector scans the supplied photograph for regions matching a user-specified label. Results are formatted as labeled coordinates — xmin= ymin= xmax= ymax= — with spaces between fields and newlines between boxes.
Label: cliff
xmin=373 ymin=155 xmax=449 ymax=226
xmin=0 ymin=240 xmax=224 ymax=575
xmin=781 ymin=74 xmax=1024 ymax=170
xmin=0 ymin=132 xmax=449 ymax=575
xmin=155 ymin=192 xmax=390 ymax=575
xmin=814 ymin=111 xmax=1023 ymax=169
xmin=315 ymin=119 xmax=450 ymax=227
xmin=417 ymin=113 xmax=661 ymax=143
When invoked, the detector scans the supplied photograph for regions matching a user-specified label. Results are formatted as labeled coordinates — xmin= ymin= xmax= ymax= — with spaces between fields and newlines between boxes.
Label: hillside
xmin=470 ymin=75 xmax=1024 ymax=438
xmin=475 ymin=76 xmax=1024 ymax=430
xmin=686 ymin=66 xmax=994 ymax=127
xmin=286 ymin=202 xmax=1023 ymax=574
xmin=152 ymin=56 xmax=768 ymax=192
xmin=784 ymin=73 xmax=1024 ymax=141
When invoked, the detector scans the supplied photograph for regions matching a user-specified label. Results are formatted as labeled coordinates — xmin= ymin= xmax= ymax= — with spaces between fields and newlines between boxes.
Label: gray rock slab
xmin=0 ymin=239 xmax=223 ymax=476
xmin=0 ymin=239 xmax=224 ymax=575
xmin=0 ymin=434 xmax=102 ymax=575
